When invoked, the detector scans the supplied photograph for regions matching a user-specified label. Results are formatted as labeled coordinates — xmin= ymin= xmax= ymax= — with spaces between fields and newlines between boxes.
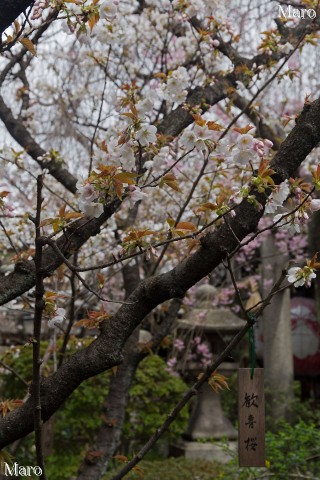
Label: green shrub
xmin=266 ymin=419 xmax=320 ymax=478
xmin=1 ymin=338 xmax=109 ymax=479
xmin=219 ymin=419 xmax=320 ymax=480
xmin=122 ymin=354 xmax=189 ymax=451
xmin=0 ymin=344 xmax=189 ymax=479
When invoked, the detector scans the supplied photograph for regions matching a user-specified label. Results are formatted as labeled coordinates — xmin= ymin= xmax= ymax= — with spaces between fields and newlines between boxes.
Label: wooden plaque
xmin=238 ymin=368 xmax=265 ymax=467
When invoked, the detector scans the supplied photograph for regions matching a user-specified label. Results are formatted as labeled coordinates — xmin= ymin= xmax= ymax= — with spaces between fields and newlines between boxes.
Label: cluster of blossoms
xmin=287 ymin=266 xmax=316 ymax=288
xmin=181 ymin=123 xmax=215 ymax=151
xmin=218 ymin=287 xmax=236 ymax=306
xmin=230 ymin=133 xmax=273 ymax=166
xmin=135 ymin=124 xmax=157 ymax=146
xmin=59 ymin=0 xmax=119 ymax=42
xmin=7 ymin=0 xmax=320 ymax=301
xmin=104 ymin=139 xmax=135 ymax=169
xmin=235 ymin=229 xmax=269 ymax=273
xmin=274 ymin=210 xmax=309 ymax=234
xmin=159 ymin=67 xmax=190 ymax=104
xmin=77 ymin=165 xmax=146 ymax=218
xmin=310 ymin=198 xmax=320 ymax=212
xmin=31 ymin=0 xmax=50 ymax=20
xmin=0 ymin=191 xmax=14 ymax=217
xmin=77 ymin=179 xmax=105 ymax=218
xmin=180 ymin=127 xmax=274 ymax=165
xmin=287 ymin=254 xmax=320 ymax=288
xmin=134 ymin=94 xmax=157 ymax=118
xmin=263 ymin=166 xmax=320 ymax=241
xmin=126 ymin=185 xmax=146 ymax=207
xmin=190 ymin=336 xmax=213 ymax=366
xmin=144 ymin=146 xmax=170 ymax=173
xmin=43 ymin=292 xmax=67 ymax=329
xmin=273 ymin=196 xmax=320 ymax=234
xmin=172 ymin=0 xmax=226 ymax=21
xmin=115 ymin=92 xmax=159 ymax=148
xmin=265 ymin=180 xmax=290 ymax=214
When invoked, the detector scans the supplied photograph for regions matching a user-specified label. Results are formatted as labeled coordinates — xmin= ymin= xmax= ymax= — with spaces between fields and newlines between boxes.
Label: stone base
xmin=170 ymin=440 xmax=237 ymax=464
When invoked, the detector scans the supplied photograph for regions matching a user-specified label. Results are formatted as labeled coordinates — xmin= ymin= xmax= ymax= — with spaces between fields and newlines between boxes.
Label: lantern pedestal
xmin=171 ymin=362 xmax=238 ymax=463
xmin=170 ymin=439 xmax=237 ymax=463
xmin=185 ymin=366 xmax=237 ymax=441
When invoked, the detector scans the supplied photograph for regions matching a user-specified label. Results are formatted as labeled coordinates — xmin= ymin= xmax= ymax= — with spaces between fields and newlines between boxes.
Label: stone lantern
xmin=173 ymin=284 xmax=246 ymax=462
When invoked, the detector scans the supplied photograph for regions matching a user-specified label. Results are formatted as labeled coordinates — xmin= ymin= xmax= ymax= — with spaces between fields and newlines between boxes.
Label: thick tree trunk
xmin=76 ymin=261 xmax=182 ymax=480
xmin=76 ymin=262 xmax=142 ymax=480
xmin=76 ymin=329 xmax=141 ymax=480
xmin=261 ymin=233 xmax=294 ymax=422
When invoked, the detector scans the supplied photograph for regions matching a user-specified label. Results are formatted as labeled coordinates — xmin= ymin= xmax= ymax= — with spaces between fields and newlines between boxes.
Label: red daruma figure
xmin=291 ymin=297 xmax=320 ymax=377
xmin=255 ymin=297 xmax=320 ymax=377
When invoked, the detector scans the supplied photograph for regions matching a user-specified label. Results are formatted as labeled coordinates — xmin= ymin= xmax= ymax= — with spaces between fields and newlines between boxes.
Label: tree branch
xmin=76 ymin=260 xmax=142 ymax=480
xmin=0 ymin=94 xmax=78 ymax=194
xmin=0 ymin=198 xmax=121 ymax=305
xmin=232 ymin=93 xmax=283 ymax=150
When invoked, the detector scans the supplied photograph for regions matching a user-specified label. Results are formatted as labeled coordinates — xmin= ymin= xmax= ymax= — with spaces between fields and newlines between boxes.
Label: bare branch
xmin=31 ymin=175 xmax=47 ymax=479
xmin=0 ymin=94 xmax=78 ymax=193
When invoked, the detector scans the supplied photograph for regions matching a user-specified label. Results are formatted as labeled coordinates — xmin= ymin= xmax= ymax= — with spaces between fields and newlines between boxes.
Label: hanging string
xmin=248 ymin=313 xmax=255 ymax=379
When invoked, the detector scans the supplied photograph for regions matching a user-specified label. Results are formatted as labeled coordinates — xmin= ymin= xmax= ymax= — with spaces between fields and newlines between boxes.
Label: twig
xmin=218 ymin=30 xmax=307 ymax=142
xmin=0 ymin=219 xmax=18 ymax=254
xmin=225 ymin=256 xmax=248 ymax=319
xmin=141 ymin=148 xmax=194 ymax=189
xmin=228 ymin=187 xmax=315 ymax=258
xmin=42 ymin=230 xmax=195 ymax=272
xmin=88 ymin=47 xmax=111 ymax=174
xmin=58 ymin=254 xmax=77 ymax=368
xmin=31 ymin=175 xmax=47 ymax=480
xmin=42 ymin=237 xmax=133 ymax=305
xmin=253 ymin=270 xmax=288 ymax=318
xmin=151 ymin=155 xmax=209 ymax=274
xmin=0 ymin=360 xmax=29 ymax=388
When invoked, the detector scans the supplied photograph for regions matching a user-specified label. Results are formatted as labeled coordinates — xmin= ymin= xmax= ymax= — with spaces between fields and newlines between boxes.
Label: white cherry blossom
xmin=237 ymin=134 xmax=254 ymax=150
xmin=80 ymin=201 xmax=104 ymax=218
xmin=135 ymin=124 xmax=157 ymax=146
xmin=48 ymin=308 xmax=66 ymax=329
xmin=310 ymin=199 xmax=320 ymax=212
xmin=127 ymin=186 xmax=147 ymax=207
xmin=265 ymin=181 xmax=290 ymax=214
xmin=180 ymin=130 xmax=197 ymax=150
xmin=100 ymin=0 xmax=117 ymax=20
xmin=159 ymin=66 xmax=189 ymax=103
xmin=287 ymin=266 xmax=316 ymax=287
xmin=77 ymin=182 xmax=97 ymax=203
xmin=232 ymin=149 xmax=254 ymax=166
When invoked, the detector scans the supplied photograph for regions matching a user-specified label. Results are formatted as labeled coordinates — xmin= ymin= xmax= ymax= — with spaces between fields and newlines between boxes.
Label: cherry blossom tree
xmin=0 ymin=1 xmax=320 ymax=479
